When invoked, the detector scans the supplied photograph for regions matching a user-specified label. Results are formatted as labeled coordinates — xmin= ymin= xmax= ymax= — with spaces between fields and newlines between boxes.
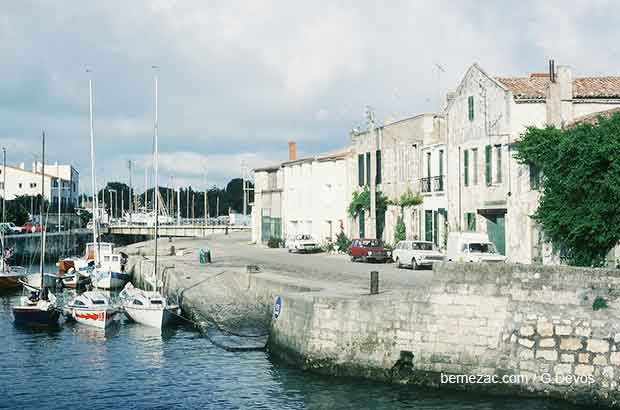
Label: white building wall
xmin=282 ymin=156 xmax=348 ymax=244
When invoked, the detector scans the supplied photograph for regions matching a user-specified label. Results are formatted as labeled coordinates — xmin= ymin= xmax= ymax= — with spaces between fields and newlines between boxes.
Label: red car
xmin=348 ymin=238 xmax=392 ymax=263
xmin=21 ymin=223 xmax=44 ymax=233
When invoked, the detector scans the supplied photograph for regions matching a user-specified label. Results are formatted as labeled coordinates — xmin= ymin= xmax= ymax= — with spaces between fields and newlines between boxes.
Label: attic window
xmin=468 ymin=96 xmax=475 ymax=121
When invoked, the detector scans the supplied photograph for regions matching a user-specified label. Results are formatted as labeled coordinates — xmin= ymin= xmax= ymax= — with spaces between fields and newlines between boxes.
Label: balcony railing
xmin=421 ymin=176 xmax=445 ymax=193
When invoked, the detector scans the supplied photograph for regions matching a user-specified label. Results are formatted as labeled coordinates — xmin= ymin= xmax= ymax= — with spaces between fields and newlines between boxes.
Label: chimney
xmin=288 ymin=141 xmax=296 ymax=161
xmin=19 ymin=162 xmax=25 ymax=170
xmin=546 ymin=61 xmax=573 ymax=127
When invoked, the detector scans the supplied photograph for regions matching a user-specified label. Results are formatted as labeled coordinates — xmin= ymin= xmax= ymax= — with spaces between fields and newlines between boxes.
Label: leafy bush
xmin=267 ymin=237 xmax=283 ymax=248
xmin=514 ymin=114 xmax=620 ymax=267
xmin=394 ymin=216 xmax=406 ymax=243
xmin=322 ymin=241 xmax=335 ymax=254
xmin=592 ymin=296 xmax=608 ymax=311
xmin=335 ymin=231 xmax=351 ymax=253
xmin=397 ymin=189 xmax=423 ymax=208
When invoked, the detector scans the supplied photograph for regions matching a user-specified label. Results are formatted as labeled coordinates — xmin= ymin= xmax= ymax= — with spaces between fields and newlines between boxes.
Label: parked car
xmin=0 ymin=222 xmax=24 ymax=234
xmin=287 ymin=234 xmax=320 ymax=253
xmin=21 ymin=222 xmax=44 ymax=233
xmin=348 ymin=238 xmax=392 ymax=263
xmin=446 ymin=232 xmax=507 ymax=263
xmin=393 ymin=240 xmax=445 ymax=270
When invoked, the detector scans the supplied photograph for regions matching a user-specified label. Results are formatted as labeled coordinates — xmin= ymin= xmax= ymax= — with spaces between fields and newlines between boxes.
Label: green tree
xmin=514 ymin=113 xmax=620 ymax=266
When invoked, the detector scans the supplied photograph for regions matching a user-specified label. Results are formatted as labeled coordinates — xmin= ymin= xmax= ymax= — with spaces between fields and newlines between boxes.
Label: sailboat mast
xmin=39 ymin=130 xmax=45 ymax=287
xmin=153 ymin=67 xmax=159 ymax=291
xmin=88 ymin=72 xmax=99 ymax=265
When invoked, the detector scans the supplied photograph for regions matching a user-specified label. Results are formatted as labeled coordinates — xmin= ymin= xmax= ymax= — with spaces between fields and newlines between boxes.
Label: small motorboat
xmin=1 ymin=238 xmax=27 ymax=289
xmin=0 ymin=266 xmax=27 ymax=289
xmin=12 ymin=285 xmax=61 ymax=327
xmin=59 ymin=243 xmax=130 ymax=289
xmin=64 ymin=291 xmax=118 ymax=329
xmin=120 ymin=283 xmax=179 ymax=329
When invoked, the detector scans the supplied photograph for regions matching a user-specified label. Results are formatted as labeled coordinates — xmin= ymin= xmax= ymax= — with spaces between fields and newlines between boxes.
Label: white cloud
xmin=2 ymin=0 xmax=619 ymax=194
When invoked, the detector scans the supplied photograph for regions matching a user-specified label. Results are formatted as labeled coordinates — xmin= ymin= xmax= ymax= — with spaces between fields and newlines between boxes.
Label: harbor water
xmin=0 ymin=286 xmax=587 ymax=410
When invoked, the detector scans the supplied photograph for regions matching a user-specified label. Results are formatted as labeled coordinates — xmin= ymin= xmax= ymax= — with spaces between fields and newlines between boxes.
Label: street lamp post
xmin=2 ymin=147 xmax=6 ymax=224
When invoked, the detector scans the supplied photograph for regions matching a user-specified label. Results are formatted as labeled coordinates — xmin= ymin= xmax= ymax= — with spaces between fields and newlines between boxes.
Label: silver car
xmin=392 ymin=240 xmax=445 ymax=270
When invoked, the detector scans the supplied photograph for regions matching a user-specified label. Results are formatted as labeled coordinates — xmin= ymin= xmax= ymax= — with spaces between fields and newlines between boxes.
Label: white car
xmin=393 ymin=240 xmax=445 ymax=270
xmin=0 ymin=222 xmax=24 ymax=234
xmin=287 ymin=234 xmax=320 ymax=253
xmin=446 ymin=232 xmax=507 ymax=263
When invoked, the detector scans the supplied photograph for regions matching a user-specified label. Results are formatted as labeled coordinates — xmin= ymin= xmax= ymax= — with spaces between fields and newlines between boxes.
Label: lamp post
xmin=2 ymin=147 xmax=5 ymax=224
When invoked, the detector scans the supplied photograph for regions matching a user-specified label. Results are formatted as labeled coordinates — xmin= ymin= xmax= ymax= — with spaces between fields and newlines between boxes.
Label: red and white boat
xmin=64 ymin=291 xmax=118 ymax=329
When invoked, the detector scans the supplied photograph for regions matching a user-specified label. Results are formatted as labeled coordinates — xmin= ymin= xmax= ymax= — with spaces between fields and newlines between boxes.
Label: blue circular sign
xmin=273 ymin=296 xmax=282 ymax=319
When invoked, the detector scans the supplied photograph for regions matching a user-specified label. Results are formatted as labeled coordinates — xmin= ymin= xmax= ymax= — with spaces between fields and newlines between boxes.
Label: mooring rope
xmin=168 ymin=308 xmax=268 ymax=352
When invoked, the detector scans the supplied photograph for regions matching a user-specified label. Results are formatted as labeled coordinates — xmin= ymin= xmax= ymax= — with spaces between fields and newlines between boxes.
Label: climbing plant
xmin=397 ymin=189 xmax=423 ymax=208
xmin=394 ymin=216 xmax=406 ymax=243
xmin=514 ymin=113 xmax=620 ymax=267
xmin=347 ymin=187 xmax=389 ymax=217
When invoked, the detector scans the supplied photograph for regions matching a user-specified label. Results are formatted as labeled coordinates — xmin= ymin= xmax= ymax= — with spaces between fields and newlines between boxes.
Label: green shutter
xmin=358 ymin=154 xmax=364 ymax=186
xmin=433 ymin=211 xmax=439 ymax=246
xmin=438 ymin=150 xmax=444 ymax=191
xmin=425 ymin=210 xmax=433 ymax=242
xmin=465 ymin=212 xmax=476 ymax=231
xmin=375 ymin=150 xmax=382 ymax=184
xmin=485 ymin=145 xmax=492 ymax=185
xmin=468 ymin=96 xmax=474 ymax=121
xmin=496 ymin=145 xmax=502 ymax=183
xmin=365 ymin=152 xmax=371 ymax=186
xmin=463 ymin=150 xmax=469 ymax=187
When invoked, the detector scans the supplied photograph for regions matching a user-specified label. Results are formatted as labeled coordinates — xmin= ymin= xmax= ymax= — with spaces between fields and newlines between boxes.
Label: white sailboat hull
xmin=70 ymin=308 xmax=116 ymax=329
xmin=124 ymin=305 xmax=178 ymax=329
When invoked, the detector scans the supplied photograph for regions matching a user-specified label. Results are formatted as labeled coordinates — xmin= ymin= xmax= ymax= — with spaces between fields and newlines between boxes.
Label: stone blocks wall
xmin=269 ymin=262 xmax=620 ymax=406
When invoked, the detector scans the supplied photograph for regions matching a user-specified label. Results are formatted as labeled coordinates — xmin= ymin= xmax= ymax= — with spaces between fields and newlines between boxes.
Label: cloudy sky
xmin=1 ymin=0 xmax=618 ymax=192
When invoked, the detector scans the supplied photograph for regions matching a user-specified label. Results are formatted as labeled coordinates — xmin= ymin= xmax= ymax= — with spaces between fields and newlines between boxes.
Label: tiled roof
xmin=565 ymin=107 xmax=620 ymax=128
xmin=495 ymin=76 xmax=620 ymax=100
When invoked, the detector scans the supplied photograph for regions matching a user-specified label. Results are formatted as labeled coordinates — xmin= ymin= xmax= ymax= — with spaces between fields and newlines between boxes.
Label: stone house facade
xmin=446 ymin=63 xmax=620 ymax=264
xmin=347 ymin=113 xmax=445 ymax=244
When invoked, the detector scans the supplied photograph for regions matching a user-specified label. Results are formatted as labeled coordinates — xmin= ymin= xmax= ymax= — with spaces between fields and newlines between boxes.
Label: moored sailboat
xmin=12 ymin=130 xmax=61 ymax=327
xmin=64 ymin=290 xmax=117 ymax=329
xmin=63 ymin=72 xmax=117 ymax=327
xmin=120 ymin=69 xmax=179 ymax=329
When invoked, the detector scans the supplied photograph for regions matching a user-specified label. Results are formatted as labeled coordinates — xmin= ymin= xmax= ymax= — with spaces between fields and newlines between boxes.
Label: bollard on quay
xmin=370 ymin=270 xmax=379 ymax=295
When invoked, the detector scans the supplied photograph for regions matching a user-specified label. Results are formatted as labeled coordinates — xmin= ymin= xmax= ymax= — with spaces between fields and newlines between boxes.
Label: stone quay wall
xmin=269 ymin=262 xmax=620 ymax=407
xmin=4 ymin=229 xmax=91 ymax=264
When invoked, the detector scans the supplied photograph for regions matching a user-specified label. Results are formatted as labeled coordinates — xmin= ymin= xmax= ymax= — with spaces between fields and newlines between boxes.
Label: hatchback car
xmin=393 ymin=240 xmax=445 ymax=270
xmin=348 ymin=239 xmax=391 ymax=263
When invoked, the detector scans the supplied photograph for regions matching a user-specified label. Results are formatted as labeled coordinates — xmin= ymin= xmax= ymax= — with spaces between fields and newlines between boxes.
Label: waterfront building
xmin=445 ymin=62 xmax=620 ymax=263
xmin=0 ymin=161 xmax=80 ymax=209
xmin=252 ymin=142 xmax=350 ymax=244
xmin=347 ymin=113 xmax=446 ymax=246
xmin=281 ymin=147 xmax=349 ymax=244
xmin=252 ymin=162 xmax=284 ymax=243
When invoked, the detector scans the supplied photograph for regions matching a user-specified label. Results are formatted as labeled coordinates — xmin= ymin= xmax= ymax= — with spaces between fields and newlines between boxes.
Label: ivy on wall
xmin=514 ymin=113 xmax=620 ymax=267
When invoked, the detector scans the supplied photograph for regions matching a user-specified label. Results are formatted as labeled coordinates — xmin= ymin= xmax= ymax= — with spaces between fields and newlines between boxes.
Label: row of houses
xmin=251 ymin=62 xmax=620 ymax=264
xmin=1 ymin=161 xmax=80 ymax=210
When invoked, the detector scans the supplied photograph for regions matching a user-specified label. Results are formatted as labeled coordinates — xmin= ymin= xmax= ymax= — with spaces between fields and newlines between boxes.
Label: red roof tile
xmin=495 ymin=76 xmax=620 ymax=100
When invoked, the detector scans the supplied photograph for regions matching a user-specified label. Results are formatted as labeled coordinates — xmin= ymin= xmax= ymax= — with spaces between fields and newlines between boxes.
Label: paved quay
xmin=121 ymin=231 xmax=432 ymax=293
